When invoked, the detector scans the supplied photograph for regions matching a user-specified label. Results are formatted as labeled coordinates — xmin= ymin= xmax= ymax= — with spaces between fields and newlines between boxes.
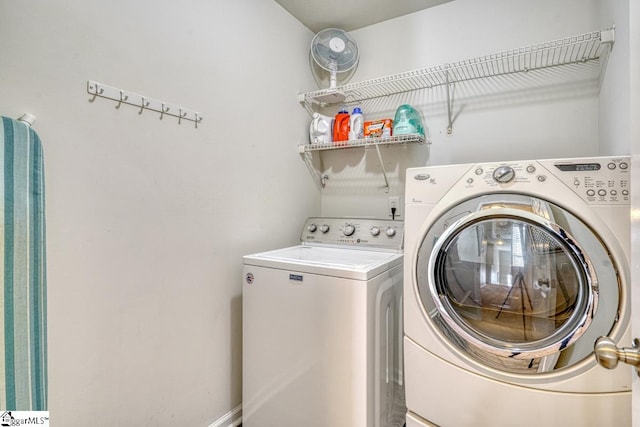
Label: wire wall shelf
xmin=298 ymin=134 xmax=427 ymax=154
xmin=298 ymin=28 xmax=615 ymax=112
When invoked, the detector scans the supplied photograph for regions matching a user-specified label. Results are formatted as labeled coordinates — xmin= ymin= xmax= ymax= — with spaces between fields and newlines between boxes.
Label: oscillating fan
xmin=309 ymin=28 xmax=359 ymax=103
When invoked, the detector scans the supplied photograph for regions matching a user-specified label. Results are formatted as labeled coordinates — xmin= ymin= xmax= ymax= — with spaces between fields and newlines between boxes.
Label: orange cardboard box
xmin=364 ymin=119 xmax=393 ymax=138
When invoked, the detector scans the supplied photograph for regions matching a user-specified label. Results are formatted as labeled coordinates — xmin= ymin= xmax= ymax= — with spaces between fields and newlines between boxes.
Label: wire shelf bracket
xmin=298 ymin=134 xmax=428 ymax=192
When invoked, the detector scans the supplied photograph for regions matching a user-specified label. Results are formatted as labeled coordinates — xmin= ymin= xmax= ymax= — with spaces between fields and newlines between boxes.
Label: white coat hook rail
xmin=87 ymin=80 xmax=203 ymax=128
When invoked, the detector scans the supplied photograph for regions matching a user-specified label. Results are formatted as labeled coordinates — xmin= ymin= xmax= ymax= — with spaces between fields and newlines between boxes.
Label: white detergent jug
xmin=309 ymin=113 xmax=333 ymax=144
xmin=348 ymin=107 xmax=364 ymax=141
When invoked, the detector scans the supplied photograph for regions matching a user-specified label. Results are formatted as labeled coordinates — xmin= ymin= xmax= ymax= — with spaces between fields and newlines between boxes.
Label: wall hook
xmin=178 ymin=108 xmax=188 ymax=124
xmin=116 ymin=90 xmax=128 ymax=109
xmin=88 ymin=81 xmax=103 ymax=102
xmin=138 ymin=97 xmax=149 ymax=114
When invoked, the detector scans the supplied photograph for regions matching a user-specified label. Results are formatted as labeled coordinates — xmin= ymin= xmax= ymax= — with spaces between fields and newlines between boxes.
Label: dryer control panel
xmin=300 ymin=217 xmax=404 ymax=250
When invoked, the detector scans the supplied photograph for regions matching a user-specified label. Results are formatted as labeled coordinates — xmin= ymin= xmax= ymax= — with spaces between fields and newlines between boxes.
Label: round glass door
xmin=416 ymin=194 xmax=623 ymax=374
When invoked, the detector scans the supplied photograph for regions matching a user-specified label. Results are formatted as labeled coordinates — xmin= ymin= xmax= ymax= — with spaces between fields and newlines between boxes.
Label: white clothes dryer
xmin=403 ymin=156 xmax=631 ymax=427
xmin=242 ymin=217 xmax=406 ymax=427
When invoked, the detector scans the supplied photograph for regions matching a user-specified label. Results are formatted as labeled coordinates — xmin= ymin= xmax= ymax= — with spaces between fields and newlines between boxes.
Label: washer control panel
xmin=301 ymin=217 xmax=404 ymax=250
xmin=460 ymin=156 xmax=630 ymax=205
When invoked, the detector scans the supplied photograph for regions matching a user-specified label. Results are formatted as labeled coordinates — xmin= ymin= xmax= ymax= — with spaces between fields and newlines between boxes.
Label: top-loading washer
xmin=242 ymin=217 xmax=406 ymax=427
xmin=403 ymin=156 xmax=631 ymax=427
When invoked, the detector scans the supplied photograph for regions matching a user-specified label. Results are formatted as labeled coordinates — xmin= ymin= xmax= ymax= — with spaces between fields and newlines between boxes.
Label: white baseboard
xmin=209 ymin=404 xmax=242 ymax=427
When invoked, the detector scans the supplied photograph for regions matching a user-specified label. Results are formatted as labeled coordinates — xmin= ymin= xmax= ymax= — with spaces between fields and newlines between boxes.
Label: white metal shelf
xmin=297 ymin=133 xmax=427 ymax=153
xmin=298 ymin=28 xmax=615 ymax=133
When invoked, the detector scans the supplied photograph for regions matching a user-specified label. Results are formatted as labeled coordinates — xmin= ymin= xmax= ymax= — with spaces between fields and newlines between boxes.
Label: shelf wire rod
xmin=471 ymin=61 xmax=482 ymax=80
xmin=578 ymin=40 xmax=590 ymax=61
xmin=567 ymin=43 xmax=577 ymax=63
xmin=592 ymin=38 xmax=603 ymax=57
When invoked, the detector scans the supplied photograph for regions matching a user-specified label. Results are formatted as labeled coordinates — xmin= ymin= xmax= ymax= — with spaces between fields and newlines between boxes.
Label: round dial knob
xmin=492 ymin=166 xmax=516 ymax=183
xmin=320 ymin=224 xmax=330 ymax=233
xmin=370 ymin=227 xmax=381 ymax=236
xmin=307 ymin=223 xmax=317 ymax=232
xmin=343 ymin=224 xmax=356 ymax=236
xmin=385 ymin=227 xmax=396 ymax=237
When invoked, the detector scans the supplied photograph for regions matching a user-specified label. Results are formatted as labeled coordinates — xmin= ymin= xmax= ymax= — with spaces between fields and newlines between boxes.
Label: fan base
xmin=311 ymin=90 xmax=346 ymax=104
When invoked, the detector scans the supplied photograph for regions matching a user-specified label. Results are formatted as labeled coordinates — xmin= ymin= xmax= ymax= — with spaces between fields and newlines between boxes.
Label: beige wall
xmin=598 ymin=0 xmax=631 ymax=156
xmin=0 ymin=1 xmax=318 ymax=425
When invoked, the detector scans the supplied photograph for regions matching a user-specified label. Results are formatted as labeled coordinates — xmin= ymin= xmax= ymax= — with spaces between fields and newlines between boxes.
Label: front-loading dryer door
xmin=416 ymin=194 xmax=623 ymax=375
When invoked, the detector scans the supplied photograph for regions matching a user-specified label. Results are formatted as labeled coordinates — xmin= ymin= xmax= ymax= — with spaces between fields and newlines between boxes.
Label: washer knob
xmin=320 ymin=224 xmax=330 ymax=233
xmin=307 ymin=223 xmax=317 ymax=232
xmin=492 ymin=166 xmax=516 ymax=183
xmin=343 ymin=224 xmax=356 ymax=236
xmin=386 ymin=227 xmax=396 ymax=237
xmin=370 ymin=227 xmax=381 ymax=236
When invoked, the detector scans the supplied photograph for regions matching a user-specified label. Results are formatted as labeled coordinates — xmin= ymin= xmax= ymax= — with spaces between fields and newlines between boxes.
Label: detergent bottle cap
xmin=352 ymin=107 xmax=362 ymax=114
xmin=338 ymin=109 xmax=349 ymax=114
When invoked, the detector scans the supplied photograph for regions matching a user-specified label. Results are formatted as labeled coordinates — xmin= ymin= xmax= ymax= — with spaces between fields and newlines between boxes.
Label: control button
xmin=537 ymin=175 xmax=546 ymax=182
xmin=320 ymin=224 xmax=330 ymax=233
xmin=587 ymin=189 xmax=596 ymax=197
xmin=622 ymin=190 xmax=629 ymax=196
xmin=620 ymin=162 xmax=629 ymax=170
xmin=526 ymin=165 xmax=536 ymax=173
xmin=608 ymin=163 xmax=616 ymax=170
xmin=573 ymin=180 xmax=580 ymax=186
xmin=610 ymin=190 xmax=617 ymax=196
xmin=370 ymin=227 xmax=381 ymax=237
xmin=475 ymin=168 xmax=483 ymax=176
xmin=385 ymin=227 xmax=396 ymax=237
xmin=343 ymin=224 xmax=355 ymax=236
xmin=598 ymin=189 xmax=607 ymax=196
xmin=467 ymin=178 xmax=474 ymax=184
xmin=492 ymin=166 xmax=516 ymax=184
xmin=307 ymin=223 xmax=317 ymax=232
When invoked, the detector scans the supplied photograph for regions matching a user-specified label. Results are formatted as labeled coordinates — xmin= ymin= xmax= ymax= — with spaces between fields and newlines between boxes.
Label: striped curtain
xmin=0 ymin=117 xmax=47 ymax=410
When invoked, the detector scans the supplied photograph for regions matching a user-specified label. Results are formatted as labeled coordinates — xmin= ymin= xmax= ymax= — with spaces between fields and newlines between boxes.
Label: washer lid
xmin=243 ymin=245 xmax=403 ymax=280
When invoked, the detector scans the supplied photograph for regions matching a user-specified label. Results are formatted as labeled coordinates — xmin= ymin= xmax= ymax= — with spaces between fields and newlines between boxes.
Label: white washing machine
xmin=403 ymin=156 xmax=631 ymax=427
xmin=242 ymin=217 xmax=406 ymax=427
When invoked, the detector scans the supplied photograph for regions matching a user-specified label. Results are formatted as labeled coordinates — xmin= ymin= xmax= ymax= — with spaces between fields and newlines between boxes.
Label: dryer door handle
xmin=594 ymin=336 xmax=640 ymax=377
